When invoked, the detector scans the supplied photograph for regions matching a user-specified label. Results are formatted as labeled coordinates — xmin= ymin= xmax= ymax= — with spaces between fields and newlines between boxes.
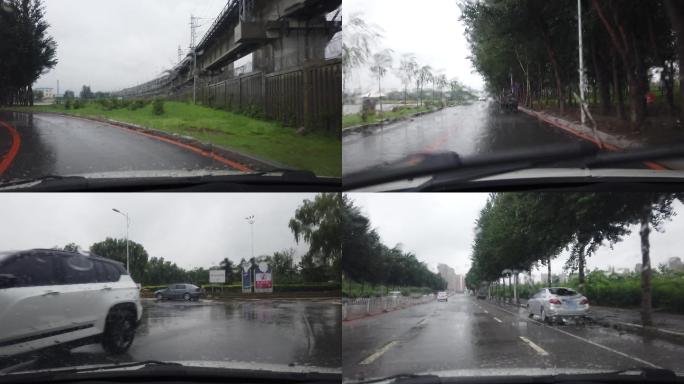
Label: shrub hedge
xmin=494 ymin=271 xmax=684 ymax=314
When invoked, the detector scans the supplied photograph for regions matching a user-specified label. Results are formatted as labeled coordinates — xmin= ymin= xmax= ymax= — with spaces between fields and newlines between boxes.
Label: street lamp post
xmin=192 ymin=52 xmax=196 ymax=104
xmin=245 ymin=215 xmax=255 ymax=259
xmin=245 ymin=215 xmax=255 ymax=292
xmin=112 ymin=209 xmax=130 ymax=274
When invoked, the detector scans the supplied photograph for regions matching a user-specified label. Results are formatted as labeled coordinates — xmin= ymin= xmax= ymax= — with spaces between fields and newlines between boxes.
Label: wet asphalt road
xmin=18 ymin=298 xmax=341 ymax=371
xmin=0 ymin=112 xmax=237 ymax=180
xmin=343 ymin=294 xmax=684 ymax=381
xmin=342 ymin=101 xmax=587 ymax=175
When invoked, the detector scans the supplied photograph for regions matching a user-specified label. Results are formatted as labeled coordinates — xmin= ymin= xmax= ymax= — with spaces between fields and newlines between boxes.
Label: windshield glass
xmin=342 ymin=192 xmax=684 ymax=381
xmin=0 ymin=0 xmax=342 ymax=184
xmin=0 ymin=193 xmax=341 ymax=376
xmin=342 ymin=0 xmax=684 ymax=179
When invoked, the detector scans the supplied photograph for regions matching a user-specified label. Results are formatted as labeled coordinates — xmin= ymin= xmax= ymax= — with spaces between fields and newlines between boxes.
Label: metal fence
xmin=342 ymin=295 xmax=435 ymax=321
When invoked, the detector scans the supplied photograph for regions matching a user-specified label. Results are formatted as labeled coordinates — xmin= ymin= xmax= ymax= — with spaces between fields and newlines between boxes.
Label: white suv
xmin=0 ymin=249 xmax=143 ymax=359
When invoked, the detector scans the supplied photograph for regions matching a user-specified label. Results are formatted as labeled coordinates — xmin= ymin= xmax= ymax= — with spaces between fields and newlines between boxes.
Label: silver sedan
xmin=527 ymin=287 xmax=589 ymax=324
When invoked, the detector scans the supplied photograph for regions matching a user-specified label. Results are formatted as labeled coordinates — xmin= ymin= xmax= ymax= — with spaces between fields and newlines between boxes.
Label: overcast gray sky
xmin=349 ymin=194 xmax=684 ymax=280
xmin=0 ymin=194 xmax=315 ymax=270
xmin=343 ymin=0 xmax=484 ymax=93
xmin=35 ymin=0 xmax=227 ymax=94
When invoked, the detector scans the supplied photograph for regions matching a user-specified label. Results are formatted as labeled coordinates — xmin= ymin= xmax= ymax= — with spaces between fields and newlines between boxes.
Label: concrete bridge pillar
xmin=253 ymin=15 xmax=336 ymax=73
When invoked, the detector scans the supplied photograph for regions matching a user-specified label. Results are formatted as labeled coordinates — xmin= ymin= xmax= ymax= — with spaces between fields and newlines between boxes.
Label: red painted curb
xmin=520 ymin=108 xmax=668 ymax=171
xmin=62 ymin=114 xmax=254 ymax=173
xmin=0 ymin=118 xmax=21 ymax=175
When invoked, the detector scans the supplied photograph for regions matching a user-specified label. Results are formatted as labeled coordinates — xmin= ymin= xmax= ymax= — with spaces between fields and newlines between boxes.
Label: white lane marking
xmin=519 ymin=336 xmax=549 ymax=356
xmin=481 ymin=301 xmax=661 ymax=368
xmin=359 ymin=341 xmax=399 ymax=365
xmin=492 ymin=316 xmax=502 ymax=323
xmin=484 ymin=310 xmax=489 ymax=314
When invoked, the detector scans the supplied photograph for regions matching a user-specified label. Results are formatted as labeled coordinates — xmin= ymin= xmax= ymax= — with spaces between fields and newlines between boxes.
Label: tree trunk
xmin=647 ymin=10 xmax=675 ymax=115
xmin=544 ymin=39 xmax=564 ymax=115
xmin=378 ymin=77 xmax=383 ymax=113
xmin=593 ymin=0 xmax=642 ymax=125
xmin=665 ymin=0 xmax=684 ymax=123
xmin=578 ymin=245 xmax=586 ymax=292
xmin=547 ymin=258 xmax=552 ymax=287
xmin=612 ymin=53 xmax=625 ymax=119
xmin=640 ymin=205 xmax=653 ymax=327
xmin=592 ymin=41 xmax=611 ymax=115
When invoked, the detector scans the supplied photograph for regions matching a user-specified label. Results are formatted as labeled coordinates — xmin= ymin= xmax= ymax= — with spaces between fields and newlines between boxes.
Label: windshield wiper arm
xmin=55 ymin=360 xmax=184 ymax=374
xmin=344 ymin=142 xmax=599 ymax=190
xmin=352 ymin=373 xmax=440 ymax=384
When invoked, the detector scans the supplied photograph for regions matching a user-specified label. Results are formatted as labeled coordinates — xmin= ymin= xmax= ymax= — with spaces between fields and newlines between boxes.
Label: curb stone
xmin=518 ymin=106 xmax=672 ymax=170
xmin=342 ymin=107 xmax=445 ymax=137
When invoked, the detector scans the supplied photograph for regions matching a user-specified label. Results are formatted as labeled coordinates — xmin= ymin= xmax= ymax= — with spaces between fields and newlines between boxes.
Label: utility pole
xmin=578 ymin=0 xmax=586 ymax=126
xmin=190 ymin=15 xmax=199 ymax=104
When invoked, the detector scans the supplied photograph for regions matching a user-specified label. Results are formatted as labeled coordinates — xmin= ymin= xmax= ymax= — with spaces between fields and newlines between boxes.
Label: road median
xmin=342 ymin=295 xmax=434 ymax=321
xmin=342 ymin=106 xmax=444 ymax=137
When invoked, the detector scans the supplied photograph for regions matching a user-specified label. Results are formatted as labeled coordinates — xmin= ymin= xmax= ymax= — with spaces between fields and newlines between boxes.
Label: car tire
xmin=155 ymin=293 xmax=162 ymax=300
xmin=102 ymin=307 xmax=136 ymax=355
xmin=183 ymin=293 xmax=190 ymax=301
xmin=540 ymin=308 xmax=549 ymax=324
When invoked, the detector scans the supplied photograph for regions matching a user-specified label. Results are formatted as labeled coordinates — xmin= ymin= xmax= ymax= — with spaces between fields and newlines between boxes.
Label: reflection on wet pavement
xmin=343 ymin=102 xmax=585 ymax=175
xmin=5 ymin=299 xmax=340 ymax=372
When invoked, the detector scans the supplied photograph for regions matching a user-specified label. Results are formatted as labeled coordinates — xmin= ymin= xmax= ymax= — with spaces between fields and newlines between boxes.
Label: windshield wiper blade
xmin=58 ymin=360 xmax=183 ymax=374
xmin=585 ymin=145 xmax=684 ymax=168
xmin=0 ymin=171 xmax=340 ymax=192
xmin=351 ymin=368 xmax=679 ymax=384
xmin=352 ymin=373 xmax=440 ymax=384
xmin=0 ymin=175 xmax=86 ymax=189
xmin=345 ymin=142 xmax=684 ymax=190
xmin=344 ymin=142 xmax=599 ymax=190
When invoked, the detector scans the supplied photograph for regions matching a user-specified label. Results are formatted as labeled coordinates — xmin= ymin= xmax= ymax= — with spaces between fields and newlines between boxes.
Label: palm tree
xmin=369 ymin=49 xmax=394 ymax=113
xmin=417 ymin=65 xmax=433 ymax=107
xmin=397 ymin=53 xmax=418 ymax=105
xmin=436 ymin=74 xmax=448 ymax=104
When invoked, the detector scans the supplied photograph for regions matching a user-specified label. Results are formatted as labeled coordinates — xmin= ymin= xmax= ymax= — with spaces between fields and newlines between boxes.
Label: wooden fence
xmin=199 ymin=59 xmax=341 ymax=135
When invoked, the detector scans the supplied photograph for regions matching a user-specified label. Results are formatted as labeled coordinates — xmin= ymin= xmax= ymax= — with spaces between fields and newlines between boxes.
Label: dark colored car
xmin=500 ymin=93 xmax=518 ymax=112
xmin=154 ymin=284 xmax=203 ymax=301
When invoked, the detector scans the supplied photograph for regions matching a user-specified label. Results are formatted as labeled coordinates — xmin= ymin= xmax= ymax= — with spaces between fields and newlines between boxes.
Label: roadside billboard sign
xmin=209 ymin=269 xmax=225 ymax=284
xmin=241 ymin=262 xmax=252 ymax=293
xmin=254 ymin=261 xmax=273 ymax=293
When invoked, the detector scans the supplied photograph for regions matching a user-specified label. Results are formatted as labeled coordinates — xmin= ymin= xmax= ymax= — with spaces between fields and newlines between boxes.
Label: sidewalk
xmin=492 ymin=297 xmax=684 ymax=342
xmin=519 ymin=106 xmax=684 ymax=170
